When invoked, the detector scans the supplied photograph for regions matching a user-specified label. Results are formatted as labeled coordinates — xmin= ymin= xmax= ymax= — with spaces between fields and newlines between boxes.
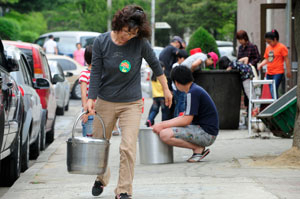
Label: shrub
xmin=0 ymin=18 xmax=21 ymax=40
xmin=20 ymin=31 xmax=39 ymax=43
xmin=187 ymin=27 xmax=219 ymax=56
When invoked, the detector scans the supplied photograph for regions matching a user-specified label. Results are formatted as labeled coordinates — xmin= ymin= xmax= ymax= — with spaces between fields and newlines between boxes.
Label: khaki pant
xmin=92 ymin=98 xmax=143 ymax=195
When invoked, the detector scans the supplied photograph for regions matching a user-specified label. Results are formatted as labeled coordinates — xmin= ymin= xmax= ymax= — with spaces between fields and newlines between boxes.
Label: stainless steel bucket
xmin=138 ymin=127 xmax=173 ymax=164
xmin=67 ymin=112 xmax=110 ymax=175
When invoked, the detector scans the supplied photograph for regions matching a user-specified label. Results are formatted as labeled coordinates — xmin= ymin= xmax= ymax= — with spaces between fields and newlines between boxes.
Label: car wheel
xmin=46 ymin=115 xmax=56 ymax=144
xmin=30 ymin=126 xmax=40 ymax=159
xmin=71 ymin=81 xmax=81 ymax=99
xmin=56 ymin=106 xmax=65 ymax=116
xmin=40 ymin=117 xmax=46 ymax=151
xmin=21 ymin=132 xmax=30 ymax=172
xmin=0 ymin=132 xmax=21 ymax=186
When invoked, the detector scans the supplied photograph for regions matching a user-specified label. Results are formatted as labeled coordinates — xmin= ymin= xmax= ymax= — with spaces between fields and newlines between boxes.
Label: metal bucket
xmin=67 ymin=112 xmax=110 ymax=175
xmin=138 ymin=127 xmax=173 ymax=164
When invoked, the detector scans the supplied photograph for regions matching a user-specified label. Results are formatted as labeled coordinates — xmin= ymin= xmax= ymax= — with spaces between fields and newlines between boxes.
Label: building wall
xmin=237 ymin=0 xmax=287 ymax=55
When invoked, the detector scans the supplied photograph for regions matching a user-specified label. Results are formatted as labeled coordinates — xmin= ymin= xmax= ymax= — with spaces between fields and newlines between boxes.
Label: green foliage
xmin=0 ymin=0 xmax=64 ymax=12
xmin=0 ymin=17 xmax=20 ymax=40
xmin=186 ymin=27 xmax=219 ymax=56
xmin=0 ymin=0 xmax=19 ymax=4
xmin=156 ymin=0 xmax=237 ymax=42
xmin=2 ymin=10 xmax=47 ymax=42
xmin=5 ymin=11 xmax=47 ymax=35
xmin=19 ymin=31 xmax=39 ymax=43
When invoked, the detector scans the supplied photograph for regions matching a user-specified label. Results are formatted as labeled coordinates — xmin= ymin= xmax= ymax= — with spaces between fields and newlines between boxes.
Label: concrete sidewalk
xmin=2 ymin=99 xmax=300 ymax=199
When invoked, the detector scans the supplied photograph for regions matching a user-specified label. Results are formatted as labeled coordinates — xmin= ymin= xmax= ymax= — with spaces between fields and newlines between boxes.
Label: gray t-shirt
xmin=181 ymin=53 xmax=207 ymax=70
xmin=88 ymin=32 xmax=163 ymax=102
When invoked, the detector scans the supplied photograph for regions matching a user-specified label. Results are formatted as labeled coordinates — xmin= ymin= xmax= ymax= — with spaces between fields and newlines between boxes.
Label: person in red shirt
xmin=258 ymin=29 xmax=291 ymax=97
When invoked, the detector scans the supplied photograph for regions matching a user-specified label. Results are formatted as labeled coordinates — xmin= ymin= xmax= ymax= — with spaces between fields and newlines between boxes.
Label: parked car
xmin=0 ymin=39 xmax=24 ymax=186
xmin=141 ymin=46 xmax=164 ymax=97
xmin=47 ymin=54 xmax=85 ymax=99
xmin=216 ymin=40 xmax=236 ymax=61
xmin=3 ymin=40 xmax=57 ymax=149
xmin=4 ymin=44 xmax=48 ymax=169
xmin=35 ymin=31 xmax=100 ymax=57
xmin=48 ymin=60 xmax=70 ymax=115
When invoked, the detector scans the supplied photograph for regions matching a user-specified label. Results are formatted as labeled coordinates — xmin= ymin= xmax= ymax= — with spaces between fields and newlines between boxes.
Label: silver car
xmin=47 ymin=54 xmax=85 ymax=99
xmin=48 ymin=60 xmax=70 ymax=115
xmin=4 ymin=44 xmax=45 ymax=170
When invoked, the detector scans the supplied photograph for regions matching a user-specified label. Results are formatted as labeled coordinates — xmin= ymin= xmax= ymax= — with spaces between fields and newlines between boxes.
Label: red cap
xmin=190 ymin=48 xmax=202 ymax=55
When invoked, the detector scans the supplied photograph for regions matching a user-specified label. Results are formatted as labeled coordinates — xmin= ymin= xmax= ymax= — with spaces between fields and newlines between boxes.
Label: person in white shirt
xmin=43 ymin=35 xmax=58 ymax=54
xmin=181 ymin=51 xmax=218 ymax=72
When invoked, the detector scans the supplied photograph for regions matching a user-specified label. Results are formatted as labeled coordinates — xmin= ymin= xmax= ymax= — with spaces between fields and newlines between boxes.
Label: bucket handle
xmin=71 ymin=111 xmax=107 ymax=140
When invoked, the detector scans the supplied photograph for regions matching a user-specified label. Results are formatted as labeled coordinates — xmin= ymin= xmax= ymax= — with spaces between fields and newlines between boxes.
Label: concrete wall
xmin=237 ymin=0 xmax=287 ymax=55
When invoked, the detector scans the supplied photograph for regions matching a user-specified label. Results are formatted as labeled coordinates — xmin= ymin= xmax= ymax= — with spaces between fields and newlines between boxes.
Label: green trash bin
xmin=257 ymin=86 xmax=297 ymax=138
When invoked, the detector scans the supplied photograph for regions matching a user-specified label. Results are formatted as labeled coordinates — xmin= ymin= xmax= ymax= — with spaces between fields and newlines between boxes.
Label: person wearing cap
xmin=159 ymin=35 xmax=184 ymax=90
xmin=181 ymin=51 xmax=218 ymax=72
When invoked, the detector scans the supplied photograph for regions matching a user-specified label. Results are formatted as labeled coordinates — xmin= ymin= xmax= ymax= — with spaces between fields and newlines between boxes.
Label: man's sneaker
xmin=115 ymin=193 xmax=132 ymax=199
xmin=92 ymin=180 xmax=104 ymax=196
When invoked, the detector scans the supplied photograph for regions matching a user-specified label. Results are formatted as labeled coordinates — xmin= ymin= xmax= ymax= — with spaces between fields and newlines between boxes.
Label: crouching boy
xmin=152 ymin=66 xmax=219 ymax=162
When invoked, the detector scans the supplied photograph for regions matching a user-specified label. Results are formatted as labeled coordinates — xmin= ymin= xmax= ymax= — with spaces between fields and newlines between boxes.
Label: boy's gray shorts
xmin=172 ymin=125 xmax=217 ymax=147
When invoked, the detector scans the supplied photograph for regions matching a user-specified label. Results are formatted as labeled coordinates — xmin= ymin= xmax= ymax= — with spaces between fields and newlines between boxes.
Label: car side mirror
xmin=65 ymin=72 xmax=73 ymax=77
xmin=52 ymin=74 xmax=64 ymax=84
xmin=6 ymin=57 xmax=19 ymax=72
xmin=34 ymin=78 xmax=50 ymax=89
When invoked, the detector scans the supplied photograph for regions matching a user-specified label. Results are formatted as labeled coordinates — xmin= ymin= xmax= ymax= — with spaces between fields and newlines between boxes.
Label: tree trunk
xmin=292 ymin=0 xmax=300 ymax=149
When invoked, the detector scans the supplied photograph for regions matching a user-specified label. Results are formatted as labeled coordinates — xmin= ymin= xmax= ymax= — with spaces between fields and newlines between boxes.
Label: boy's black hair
xmin=171 ymin=65 xmax=194 ymax=85
xmin=265 ymin=29 xmax=279 ymax=41
xmin=151 ymin=61 xmax=165 ymax=81
xmin=177 ymin=49 xmax=188 ymax=59
xmin=218 ymin=56 xmax=231 ymax=70
xmin=84 ymin=45 xmax=93 ymax=65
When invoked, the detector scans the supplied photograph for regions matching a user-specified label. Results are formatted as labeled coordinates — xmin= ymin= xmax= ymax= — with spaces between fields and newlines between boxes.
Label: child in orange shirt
xmin=258 ymin=29 xmax=291 ymax=97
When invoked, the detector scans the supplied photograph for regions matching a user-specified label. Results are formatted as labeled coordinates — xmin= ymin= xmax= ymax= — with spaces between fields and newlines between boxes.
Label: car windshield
xmin=56 ymin=36 xmax=77 ymax=55
xmin=35 ymin=37 xmax=46 ymax=47
xmin=80 ymin=36 xmax=97 ymax=48
xmin=48 ymin=58 xmax=77 ymax=71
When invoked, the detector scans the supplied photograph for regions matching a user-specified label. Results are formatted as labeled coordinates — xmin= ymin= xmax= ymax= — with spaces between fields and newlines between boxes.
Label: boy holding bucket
xmin=152 ymin=66 xmax=219 ymax=162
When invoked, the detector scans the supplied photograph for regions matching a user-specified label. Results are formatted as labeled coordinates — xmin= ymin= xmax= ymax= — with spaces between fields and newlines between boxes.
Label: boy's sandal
xmin=187 ymin=148 xmax=210 ymax=163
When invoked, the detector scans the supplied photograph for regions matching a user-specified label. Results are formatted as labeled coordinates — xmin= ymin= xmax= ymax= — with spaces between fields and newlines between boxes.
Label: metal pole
xmin=107 ymin=0 xmax=112 ymax=32
xmin=151 ymin=0 xmax=155 ymax=46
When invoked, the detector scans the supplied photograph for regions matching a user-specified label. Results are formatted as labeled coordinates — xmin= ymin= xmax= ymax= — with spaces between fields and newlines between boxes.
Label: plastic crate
xmin=257 ymin=86 xmax=297 ymax=138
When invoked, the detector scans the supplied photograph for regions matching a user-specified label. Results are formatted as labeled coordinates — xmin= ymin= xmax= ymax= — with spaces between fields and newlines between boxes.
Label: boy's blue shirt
xmin=185 ymin=83 xmax=219 ymax=136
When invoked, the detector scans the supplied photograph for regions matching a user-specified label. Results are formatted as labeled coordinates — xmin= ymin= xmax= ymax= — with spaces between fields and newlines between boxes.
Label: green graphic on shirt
xmin=119 ymin=60 xmax=131 ymax=73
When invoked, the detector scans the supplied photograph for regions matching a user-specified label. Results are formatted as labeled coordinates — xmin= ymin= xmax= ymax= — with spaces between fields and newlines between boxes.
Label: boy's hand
xmin=152 ymin=123 xmax=164 ymax=134
xmin=85 ymin=99 xmax=95 ymax=115
xmin=82 ymin=114 xmax=88 ymax=123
